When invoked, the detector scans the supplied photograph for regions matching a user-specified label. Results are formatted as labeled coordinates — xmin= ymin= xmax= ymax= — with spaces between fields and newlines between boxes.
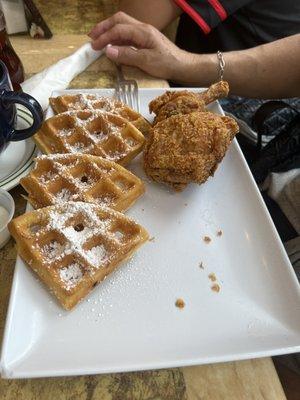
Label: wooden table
xmin=0 ymin=34 xmax=287 ymax=400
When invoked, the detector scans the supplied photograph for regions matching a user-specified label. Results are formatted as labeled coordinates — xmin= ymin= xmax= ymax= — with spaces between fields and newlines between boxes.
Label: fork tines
xmin=115 ymin=64 xmax=139 ymax=112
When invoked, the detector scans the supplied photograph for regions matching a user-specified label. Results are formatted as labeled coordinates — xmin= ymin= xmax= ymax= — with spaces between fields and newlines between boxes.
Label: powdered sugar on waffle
xmin=94 ymin=195 xmax=114 ymax=206
xmin=105 ymin=150 xmax=127 ymax=162
xmin=55 ymin=188 xmax=76 ymax=203
xmin=42 ymin=240 xmax=65 ymax=260
xmin=47 ymin=202 xmax=105 ymax=231
xmin=43 ymin=202 xmax=118 ymax=281
xmin=73 ymin=175 xmax=95 ymax=188
xmin=89 ymin=131 xmax=107 ymax=143
xmin=86 ymin=244 xmax=108 ymax=268
xmin=39 ymin=171 xmax=57 ymax=185
xmin=63 ymin=225 xmax=95 ymax=246
xmin=59 ymin=262 xmax=83 ymax=291
xmin=74 ymin=94 xmax=121 ymax=112
xmin=67 ymin=141 xmax=91 ymax=153
xmin=59 ymin=128 xmax=75 ymax=137
xmin=38 ymin=154 xmax=75 ymax=161
xmin=33 ymin=155 xmax=132 ymax=206
xmin=53 ymin=111 xmax=130 ymax=159
xmin=22 ymin=201 xmax=146 ymax=298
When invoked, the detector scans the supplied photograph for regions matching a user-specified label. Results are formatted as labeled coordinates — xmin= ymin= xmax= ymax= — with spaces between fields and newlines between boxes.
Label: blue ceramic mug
xmin=0 ymin=60 xmax=43 ymax=154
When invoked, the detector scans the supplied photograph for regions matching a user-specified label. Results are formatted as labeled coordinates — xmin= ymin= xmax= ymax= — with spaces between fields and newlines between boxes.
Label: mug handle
xmin=1 ymin=90 xmax=43 ymax=141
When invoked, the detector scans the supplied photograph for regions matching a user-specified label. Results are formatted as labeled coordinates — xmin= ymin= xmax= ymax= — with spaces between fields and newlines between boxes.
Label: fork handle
xmin=116 ymin=64 xmax=125 ymax=81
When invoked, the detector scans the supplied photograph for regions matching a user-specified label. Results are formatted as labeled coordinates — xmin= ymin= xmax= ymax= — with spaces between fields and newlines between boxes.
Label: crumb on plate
xmin=208 ymin=273 xmax=217 ymax=282
xmin=199 ymin=261 xmax=204 ymax=269
xmin=149 ymin=236 xmax=155 ymax=242
xmin=211 ymin=283 xmax=220 ymax=293
xmin=175 ymin=298 xmax=185 ymax=309
xmin=203 ymin=236 xmax=211 ymax=243
xmin=217 ymin=230 xmax=223 ymax=237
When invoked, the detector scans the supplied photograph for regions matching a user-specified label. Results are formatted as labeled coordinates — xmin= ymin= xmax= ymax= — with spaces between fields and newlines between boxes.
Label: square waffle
xmin=49 ymin=94 xmax=151 ymax=135
xmin=8 ymin=202 xmax=149 ymax=310
xmin=20 ymin=154 xmax=145 ymax=211
xmin=34 ymin=110 xmax=146 ymax=166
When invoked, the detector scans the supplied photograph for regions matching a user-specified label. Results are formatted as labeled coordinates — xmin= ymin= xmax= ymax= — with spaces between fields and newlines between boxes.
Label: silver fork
xmin=115 ymin=64 xmax=140 ymax=112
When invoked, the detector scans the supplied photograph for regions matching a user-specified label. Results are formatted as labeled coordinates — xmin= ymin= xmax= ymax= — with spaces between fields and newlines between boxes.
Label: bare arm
xmin=119 ymin=0 xmax=181 ymax=30
xmin=90 ymin=13 xmax=300 ymax=99
xmin=179 ymin=35 xmax=300 ymax=98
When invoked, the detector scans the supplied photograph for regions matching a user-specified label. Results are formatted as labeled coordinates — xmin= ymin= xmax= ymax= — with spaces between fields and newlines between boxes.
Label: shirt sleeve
xmin=173 ymin=0 xmax=252 ymax=34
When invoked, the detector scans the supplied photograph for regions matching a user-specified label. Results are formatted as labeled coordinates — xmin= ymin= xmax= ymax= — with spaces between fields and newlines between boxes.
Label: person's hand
xmin=88 ymin=12 xmax=193 ymax=81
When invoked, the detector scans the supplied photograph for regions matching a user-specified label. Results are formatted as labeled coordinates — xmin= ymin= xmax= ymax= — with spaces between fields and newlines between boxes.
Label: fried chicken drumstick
xmin=149 ymin=81 xmax=229 ymax=124
xmin=144 ymin=111 xmax=239 ymax=191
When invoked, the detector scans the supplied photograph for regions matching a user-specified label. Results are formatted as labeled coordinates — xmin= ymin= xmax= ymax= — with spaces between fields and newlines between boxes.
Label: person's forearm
xmin=175 ymin=35 xmax=300 ymax=98
xmin=119 ymin=0 xmax=181 ymax=30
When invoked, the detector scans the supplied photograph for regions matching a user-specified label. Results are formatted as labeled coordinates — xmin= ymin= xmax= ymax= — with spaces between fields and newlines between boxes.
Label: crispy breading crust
xmin=154 ymin=94 xmax=206 ymax=124
xmin=200 ymin=81 xmax=229 ymax=105
xmin=144 ymin=111 xmax=239 ymax=191
xmin=148 ymin=81 xmax=230 ymax=125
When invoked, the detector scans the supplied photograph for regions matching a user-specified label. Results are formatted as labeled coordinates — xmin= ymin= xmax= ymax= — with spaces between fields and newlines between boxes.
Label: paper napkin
xmin=21 ymin=42 xmax=103 ymax=110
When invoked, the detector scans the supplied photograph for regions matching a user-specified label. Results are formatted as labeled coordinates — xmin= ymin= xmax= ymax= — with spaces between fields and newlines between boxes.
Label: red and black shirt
xmin=174 ymin=0 xmax=300 ymax=53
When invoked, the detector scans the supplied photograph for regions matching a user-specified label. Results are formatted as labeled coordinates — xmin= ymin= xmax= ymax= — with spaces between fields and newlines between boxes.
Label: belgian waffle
xmin=20 ymin=154 xmax=145 ymax=211
xmin=49 ymin=94 xmax=151 ymax=135
xmin=9 ymin=202 xmax=149 ymax=310
xmin=34 ymin=110 xmax=146 ymax=166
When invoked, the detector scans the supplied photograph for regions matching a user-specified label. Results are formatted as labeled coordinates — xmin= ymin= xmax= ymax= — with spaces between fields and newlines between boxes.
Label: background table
xmin=0 ymin=1 xmax=289 ymax=398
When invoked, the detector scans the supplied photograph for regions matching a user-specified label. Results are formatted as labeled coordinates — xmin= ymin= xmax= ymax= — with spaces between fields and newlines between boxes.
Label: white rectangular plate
xmin=1 ymin=88 xmax=300 ymax=379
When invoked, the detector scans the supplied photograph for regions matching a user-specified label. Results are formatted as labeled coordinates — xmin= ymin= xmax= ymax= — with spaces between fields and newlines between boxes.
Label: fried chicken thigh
xmin=144 ymin=111 xmax=239 ymax=191
xmin=149 ymin=81 xmax=229 ymax=124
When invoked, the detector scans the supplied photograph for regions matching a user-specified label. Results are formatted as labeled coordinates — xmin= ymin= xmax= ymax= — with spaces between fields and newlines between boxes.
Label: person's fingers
xmin=91 ymin=23 xmax=153 ymax=51
xmin=88 ymin=19 xmax=112 ymax=40
xmin=88 ymin=11 xmax=139 ymax=39
xmin=105 ymin=45 xmax=146 ymax=68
